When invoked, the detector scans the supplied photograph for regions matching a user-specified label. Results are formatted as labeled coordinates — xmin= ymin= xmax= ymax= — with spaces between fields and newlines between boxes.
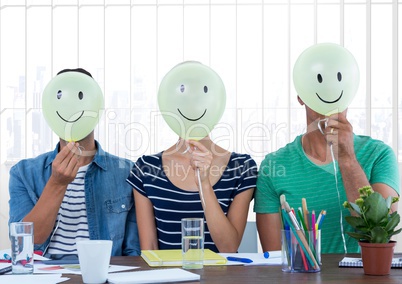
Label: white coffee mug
xmin=77 ymin=240 xmax=112 ymax=284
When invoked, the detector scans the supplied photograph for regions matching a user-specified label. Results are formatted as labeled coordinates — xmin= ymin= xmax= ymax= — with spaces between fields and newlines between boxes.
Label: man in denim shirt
xmin=8 ymin=68 xmax=140 ymax=257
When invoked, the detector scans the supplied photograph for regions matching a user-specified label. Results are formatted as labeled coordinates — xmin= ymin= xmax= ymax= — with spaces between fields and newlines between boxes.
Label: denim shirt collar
xmin=45 ymin=140 xmax=107 ymax=171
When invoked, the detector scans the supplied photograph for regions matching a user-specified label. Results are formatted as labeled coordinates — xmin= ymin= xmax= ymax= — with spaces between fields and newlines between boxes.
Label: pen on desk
xmin=0 ymin=265 xmax=12 ymax=275
xmin=0 ymin=254 xmax=11 ymax=263
xmin=263 ymin=251 xmax=282 ymax=259
xmin=226 ymin=257 xmax=253 ymax=264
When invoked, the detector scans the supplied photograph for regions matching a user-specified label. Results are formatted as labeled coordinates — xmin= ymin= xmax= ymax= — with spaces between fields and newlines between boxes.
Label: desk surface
xmin=64 ymin=254 xmax=402 ymax=283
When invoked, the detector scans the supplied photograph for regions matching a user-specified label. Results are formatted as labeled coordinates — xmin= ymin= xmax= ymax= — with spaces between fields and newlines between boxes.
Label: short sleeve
xmin=370 ymin=145 xmax=400 ymax=194
xmin=253 ymin=156 xmax=281 ymax=213
xmin=126 ymin=157 xmax=147 ymax=197
xmin=9 ymin=163 xmax=36 ymax=224
xmin=235 ymin=154 xmax=258 ymax=195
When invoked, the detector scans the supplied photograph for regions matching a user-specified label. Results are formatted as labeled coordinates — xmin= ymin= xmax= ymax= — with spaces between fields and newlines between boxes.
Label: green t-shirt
xmin=254 ymin=134 xmax=400 ymax=253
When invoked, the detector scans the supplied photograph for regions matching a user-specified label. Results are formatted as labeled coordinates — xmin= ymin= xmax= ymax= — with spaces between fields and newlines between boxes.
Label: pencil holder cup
xmin=281 ymin=229 xmax=321 ymax=273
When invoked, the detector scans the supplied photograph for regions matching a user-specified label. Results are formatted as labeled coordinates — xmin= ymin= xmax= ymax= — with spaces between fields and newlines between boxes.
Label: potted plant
xmin=343 ymin=185 xmax=401 ymax=275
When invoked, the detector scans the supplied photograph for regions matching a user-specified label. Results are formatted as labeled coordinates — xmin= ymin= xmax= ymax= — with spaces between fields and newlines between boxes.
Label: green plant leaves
xmin=345 ymin=216 xmax=367 ymax=230
xmin=364 ymin=192 xmax=389 ymax=224
xmin=386 ymin=212 xmax=400 ymax=232
xmin=344 ymin=191 xmax=401 ymax=243
xmin=370 ymin=227 xmax=389 ymax=243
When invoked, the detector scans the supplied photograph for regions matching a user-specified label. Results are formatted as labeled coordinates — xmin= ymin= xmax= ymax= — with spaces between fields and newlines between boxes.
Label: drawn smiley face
xmin=158 ymin=61 xmax=226 ymax=140
xmin=42 ymin=71 xmax=104 ymax=141
xmin=293 ymin=43 xmax=360 ymax=115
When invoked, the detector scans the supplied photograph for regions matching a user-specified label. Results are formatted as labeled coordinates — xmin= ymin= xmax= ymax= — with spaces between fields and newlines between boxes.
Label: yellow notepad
xmin=141 ymin=249 xmax=227 ymax=267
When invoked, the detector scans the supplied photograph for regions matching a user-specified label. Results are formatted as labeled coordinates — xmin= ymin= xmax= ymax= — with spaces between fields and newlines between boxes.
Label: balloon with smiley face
xmin=42 ymin=69 xmax=104 ymax=141
xmin=293 ymin=43 xmax=360 ymax=116
xmin=158 ymin=61 xmax=226 ymax=140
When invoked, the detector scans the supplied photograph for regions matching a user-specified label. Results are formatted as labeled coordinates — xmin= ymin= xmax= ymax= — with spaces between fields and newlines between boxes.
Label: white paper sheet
xmin=107 ymin=268 xmax=200 ymax=284
xmin=0 ymin=274 xmax=69 ymax=284
xmin=219 ymin=251 xmax=282 ymax=266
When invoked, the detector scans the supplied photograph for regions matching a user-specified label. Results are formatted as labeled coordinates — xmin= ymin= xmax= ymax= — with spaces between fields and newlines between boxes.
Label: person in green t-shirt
xmin=255 ymin=43 xmax=399 ymax=254
xmin=254 ymin=95 xmax=400 ymax=253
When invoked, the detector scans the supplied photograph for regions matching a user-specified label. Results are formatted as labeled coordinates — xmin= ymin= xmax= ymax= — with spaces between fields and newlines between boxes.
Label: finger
xmin=187 ymin=142 xmax=211 ymax=157
xmin=192 ymin=152 xmax=213 ymax=168
xmin=53 ymin=142 xmax=76 ymax=168
xmin=326 ymin=117 xmax=340 ymax=129
xmin=60 ymin=141 xmax=75 ymax=156
xmin=60 ymin=143 xmax=81 ymax=170
xmin=64 ymin=154 xmax=80 ymax=177
xmin=192 ymin=150 xmax=211 ymax=158
xmin=184 ymin=140 xmax=193 ymax=154
xmin=187 ymin=140 xmax=208 ymax=152
xmin=193 ymin=161 xmax=210 ymax=174
xmin=64 ymin=142 xmax=82 ymax=157
xmin=328 ymin=113 xmax=340 ymax=121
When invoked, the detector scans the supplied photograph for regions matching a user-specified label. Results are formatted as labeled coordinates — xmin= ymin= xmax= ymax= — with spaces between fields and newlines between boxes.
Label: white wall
xmin=1 ymin=1 xmax=402 ymax=255
xmin=0 ymin=164 xmax=11 ymax=250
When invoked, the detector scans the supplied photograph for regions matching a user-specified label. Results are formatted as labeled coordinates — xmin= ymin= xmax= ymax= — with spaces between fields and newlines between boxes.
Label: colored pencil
xmin=311 ymin=210 xmax=316 ymax=247
xmin=297 ymin=207 xmax=308 ymax=232
xmin=282 ymin=201 xmax=319 ymax=269
xmin=302 ymin=198 xmax=310 ymax=231
xmin=318 ymin=210 xmax=326 ymax=229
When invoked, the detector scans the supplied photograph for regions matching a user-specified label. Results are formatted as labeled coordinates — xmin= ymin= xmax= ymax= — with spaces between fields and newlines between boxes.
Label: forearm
xmin=338 ymin=156 xmax=370 ymax=202
xmin=138 ymin=236 xmax=158 ymax=250
xmin=134 ymin=190 xmax=159 ymax=250
xmin=137 ymin=222 xmax=158 ymax=251
xmin=339 ymin=154 xmax=399 ymax=213
xmin=256 ymin=213 xmax=282 ymax=252
xmin=23 ymin=178 xmax=66 ymax=243
xmin=200 ymin=181 xmax=244 ymax=253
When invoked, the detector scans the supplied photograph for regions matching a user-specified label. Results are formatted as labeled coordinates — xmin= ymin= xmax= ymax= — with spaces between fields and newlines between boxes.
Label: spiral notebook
xmin=141 ymin=249 xmax=227 ymax=267
xmin=339 ymin=257 xmax=402 ymax=268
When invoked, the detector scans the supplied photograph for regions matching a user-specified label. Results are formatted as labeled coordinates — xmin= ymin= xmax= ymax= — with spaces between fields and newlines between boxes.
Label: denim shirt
xmin=8 ymin=141 xmax=140 ymax=256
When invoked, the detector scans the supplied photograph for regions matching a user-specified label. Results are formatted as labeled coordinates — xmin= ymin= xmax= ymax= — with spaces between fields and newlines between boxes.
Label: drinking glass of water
xmin=10 ymin=222 xmax=34 ymax=274
xmin=181 ymin=218 xmax=204 ymax=269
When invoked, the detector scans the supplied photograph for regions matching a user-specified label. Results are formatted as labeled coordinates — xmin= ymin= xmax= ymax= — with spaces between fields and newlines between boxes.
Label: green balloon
xmin=158 ymin=61 xmax=226 ymax=140
xmin=293 ymin=43 xmax=360 ymax=115
xmin=42 ymin=71 xmax=104 ymax=141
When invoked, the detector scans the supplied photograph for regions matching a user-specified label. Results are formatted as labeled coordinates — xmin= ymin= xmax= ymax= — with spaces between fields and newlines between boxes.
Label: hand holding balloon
xmin=186 ymin=140 xmax=213 ymax=186
xmin=49 ymin=141 xmax=82 ymax=187
xmin=293 ymin=43 xmax=359 ymax=116
xmin=323 ymin=112 xmax=355 ymax=161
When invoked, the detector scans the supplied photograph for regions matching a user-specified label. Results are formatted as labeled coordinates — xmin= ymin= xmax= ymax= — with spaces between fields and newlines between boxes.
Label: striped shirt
xmin=127 ymin=152 xmax=257 ymax=252
xmin=47 ymin=165 xmax=90 ymax=254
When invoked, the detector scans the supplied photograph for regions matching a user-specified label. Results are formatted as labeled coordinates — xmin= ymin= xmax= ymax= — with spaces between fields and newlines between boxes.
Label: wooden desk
xmin=63 ymin=254 xmax=402 ymax=283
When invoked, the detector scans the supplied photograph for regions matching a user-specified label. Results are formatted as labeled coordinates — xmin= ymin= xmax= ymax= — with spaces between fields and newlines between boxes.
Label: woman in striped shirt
xmin=127 ymin=137 xmax=257 ymax=253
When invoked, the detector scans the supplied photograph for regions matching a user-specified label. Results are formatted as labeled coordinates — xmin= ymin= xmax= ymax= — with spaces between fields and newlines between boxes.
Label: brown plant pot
xmin=359 ymin=241 xmax=396 ymax=276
